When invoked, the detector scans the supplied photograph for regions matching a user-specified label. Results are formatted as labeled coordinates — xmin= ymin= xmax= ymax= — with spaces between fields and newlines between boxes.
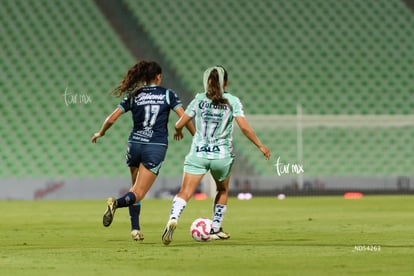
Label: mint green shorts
xmin=184 ymin=155 xmax=234 ymax=182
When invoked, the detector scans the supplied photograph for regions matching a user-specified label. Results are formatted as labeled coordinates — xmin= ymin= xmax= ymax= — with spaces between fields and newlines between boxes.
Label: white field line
xmin=244 ymin=115 xmax=414 ymax=129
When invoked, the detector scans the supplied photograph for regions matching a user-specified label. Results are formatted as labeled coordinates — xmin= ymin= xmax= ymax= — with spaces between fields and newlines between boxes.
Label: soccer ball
xmin=190 ymin=217 xmax=212 ymax=242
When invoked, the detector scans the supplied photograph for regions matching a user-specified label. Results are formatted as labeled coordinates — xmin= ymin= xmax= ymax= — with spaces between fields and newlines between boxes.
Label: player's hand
xmin=259 ymin=145 xmax=271 ymax=160
xmin=91 ymin=132 xmax=104 ymax=143
xmin=174 ymin=130 xmax=184 ymax=141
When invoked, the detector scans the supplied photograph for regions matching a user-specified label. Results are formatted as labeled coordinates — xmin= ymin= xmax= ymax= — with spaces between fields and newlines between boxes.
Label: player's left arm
xmin=91 ymin=107 xmax=123 ymax=143
xmin=235 ymin=116 xmax=271 ymax=160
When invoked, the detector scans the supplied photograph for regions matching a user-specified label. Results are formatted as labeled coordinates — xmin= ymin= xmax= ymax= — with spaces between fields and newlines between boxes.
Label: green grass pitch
xmin=1 ymin=196 xmax=413 ymax=275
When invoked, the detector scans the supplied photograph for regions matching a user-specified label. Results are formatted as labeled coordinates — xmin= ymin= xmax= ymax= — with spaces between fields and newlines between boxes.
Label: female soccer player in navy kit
xmin=162 ymin=66 xmax=271 ymax=245
xmin=91 ymin=61 xmax=194 ymax=240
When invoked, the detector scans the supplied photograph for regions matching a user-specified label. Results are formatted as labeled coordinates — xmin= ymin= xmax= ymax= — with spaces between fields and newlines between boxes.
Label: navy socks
xmin=116 ymin=192 xmax=137 ymax=208
xmin=129 ymin=201 xmax=141 ymax=230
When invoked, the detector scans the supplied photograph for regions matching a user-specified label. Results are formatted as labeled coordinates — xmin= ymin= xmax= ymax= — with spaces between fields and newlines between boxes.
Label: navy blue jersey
xmin=118 ymin=85 xmax=182 ymax=145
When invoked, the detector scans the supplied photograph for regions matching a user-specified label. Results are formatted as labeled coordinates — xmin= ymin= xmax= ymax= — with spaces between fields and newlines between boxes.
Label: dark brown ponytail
xmin=206 ymin=69 xmax=228 ymax=105
xmin=111 ymin=61 xmax=162 ymax=97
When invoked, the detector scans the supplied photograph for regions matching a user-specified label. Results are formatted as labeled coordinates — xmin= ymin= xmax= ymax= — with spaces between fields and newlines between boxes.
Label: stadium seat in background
xmin=124 ymin=0 xmax=414 ymax=176
xmin=1 ymin=0 xmax=413 ymax=179
xmin=1 ymin=0 xmax=134 ymax=177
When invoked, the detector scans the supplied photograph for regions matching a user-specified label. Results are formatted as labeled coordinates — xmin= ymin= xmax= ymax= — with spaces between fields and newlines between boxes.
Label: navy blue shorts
xmin=126 ymin=142 xmax=167 ymax=175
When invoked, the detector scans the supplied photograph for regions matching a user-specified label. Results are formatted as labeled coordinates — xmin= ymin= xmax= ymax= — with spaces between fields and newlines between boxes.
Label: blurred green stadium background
xmin=1 ymin=0 xmax=413 ymax=199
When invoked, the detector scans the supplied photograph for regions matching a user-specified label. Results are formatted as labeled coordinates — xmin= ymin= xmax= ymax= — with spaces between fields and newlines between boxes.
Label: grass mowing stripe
xmin=0 ymin=196 xmax=413 ymax=275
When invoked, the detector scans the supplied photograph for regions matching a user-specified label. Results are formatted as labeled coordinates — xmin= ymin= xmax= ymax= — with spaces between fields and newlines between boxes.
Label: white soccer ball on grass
xmin=190 ymin=217 xmax=212 ymax=242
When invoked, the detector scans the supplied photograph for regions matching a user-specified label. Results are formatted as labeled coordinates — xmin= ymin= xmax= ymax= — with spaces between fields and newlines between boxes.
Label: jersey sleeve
xmin=231 ymin=97 xmax=245 ymax=117
xmin=184 ymin=97 xmax=198 ymax=118
xmin=118 ymin=96 xmax=132 ymax=113
xmin=166 ymin=89 xmax=183 ymax=110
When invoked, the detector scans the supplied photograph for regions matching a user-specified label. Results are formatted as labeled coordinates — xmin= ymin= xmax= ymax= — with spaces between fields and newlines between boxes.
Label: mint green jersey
xmin=184 ymin=92 xmax=245 ymax=159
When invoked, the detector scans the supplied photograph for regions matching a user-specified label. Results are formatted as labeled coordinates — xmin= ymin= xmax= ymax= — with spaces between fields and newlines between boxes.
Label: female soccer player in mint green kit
xmin=162 ymin=66 xmax=271 ymax=245
xmin=92 ymin=61 xmax=194 ymax=241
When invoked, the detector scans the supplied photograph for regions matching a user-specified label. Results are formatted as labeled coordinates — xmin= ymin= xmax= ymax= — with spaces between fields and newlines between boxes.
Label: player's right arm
xmin=174 ymin=106 xmax=195 ymax=136
xmin=235 ymin=116 xmax=271 ymax=160
xmin=91 ymin=107 xmax=123 ymax=143
xmin=174 ymin=113 xmax=193 ymax=141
